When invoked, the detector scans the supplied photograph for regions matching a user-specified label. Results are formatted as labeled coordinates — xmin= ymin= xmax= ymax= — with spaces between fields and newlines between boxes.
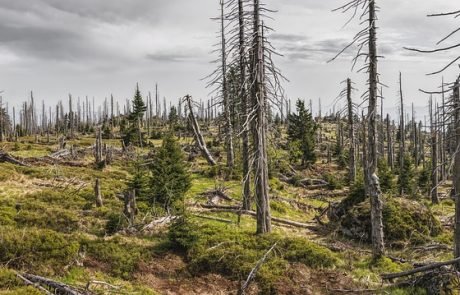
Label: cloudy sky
xmin=0 ymin=0 xmax=457 ymax=118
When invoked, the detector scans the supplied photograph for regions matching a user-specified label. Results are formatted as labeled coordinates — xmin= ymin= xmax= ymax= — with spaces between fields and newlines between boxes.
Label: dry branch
xmin=381 ymin=257 xmax=460 ymax=280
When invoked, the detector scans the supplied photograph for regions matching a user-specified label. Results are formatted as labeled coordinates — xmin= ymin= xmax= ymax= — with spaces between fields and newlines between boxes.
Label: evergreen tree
xmin=123 ymin=84 xmax=147 ymax=147
xmin=168 ymin=106 xmax=179 ymax=131
xmin=149 ymin=134 xmax=191 ymax=213
xmin=287 ymin=99 xmax=317 ymax=167
xmin=398 ymin=153 xmax=416 ymax=196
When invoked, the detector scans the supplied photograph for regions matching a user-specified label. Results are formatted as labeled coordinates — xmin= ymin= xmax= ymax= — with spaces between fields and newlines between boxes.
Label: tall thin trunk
xmin=399 ymin=72 xmax=405 ymax=195
xmin=220 ymin=0 xmax=235 ymax=170
xmin=430 ymin=96 xmax=439 ymax=204
xmin=453 ymin=76 xmax=460 ymax=267
xmin=347 ymin=79 xmax=356 ymax=183
xmin=368 ymin=0 xmax=385 ymax=258
xmin=251 ymin=0 xmax=271 ymax=234
xmin=239 ymin=0 xmax=251 ymax=210
xmin=387 ymin=114 xmax=394 ymax=169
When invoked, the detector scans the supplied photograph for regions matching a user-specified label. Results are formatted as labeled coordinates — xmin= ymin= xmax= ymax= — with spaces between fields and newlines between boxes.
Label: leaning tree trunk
xmin=251 ymin=0 xmax=271 ymax=234
xmin=453 ymin=77 xmax=460 ymax=268
xmin=347 ymin=78 xmax=356 ymax=183
xmin=185 ymin=95 xmax=217 ymax=166
xmin=239 ymin=0 xmax=251 ymax=210
xmin=368 ymin=0 xmax=385 ymax=258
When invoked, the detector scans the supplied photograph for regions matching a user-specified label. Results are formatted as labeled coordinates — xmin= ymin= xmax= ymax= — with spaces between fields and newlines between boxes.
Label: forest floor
xmin=0 ymin=124 xmax=455 ymax=294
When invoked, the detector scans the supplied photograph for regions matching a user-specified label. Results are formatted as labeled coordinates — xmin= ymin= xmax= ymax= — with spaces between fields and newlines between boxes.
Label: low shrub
xmin=0 ymin=227 xmax=80 ymax=274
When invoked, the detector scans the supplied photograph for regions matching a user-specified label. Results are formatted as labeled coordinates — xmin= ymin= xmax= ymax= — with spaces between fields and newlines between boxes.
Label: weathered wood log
xmin=381 ymin=257 xmax=460 ymax=280
xmin=22 ymin=273 xmax=86 ymax=295
xmin=278 ymin=173 xmax=329 ymax=188
xmin=192 ymin=213 xmax=233 ymax=224
xmin=0 ymin=151 xmax=29 ymax=167
xmin=16 ymin=273 xmax=52 ymax=295
xmin=200 ymin=204 xmax=317 ymax=229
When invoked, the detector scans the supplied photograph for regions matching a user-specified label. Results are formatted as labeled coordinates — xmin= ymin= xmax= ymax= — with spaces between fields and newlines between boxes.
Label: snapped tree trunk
xmin=185 ymin=95 xmax=217 ymax=166
xmin=95 ymin=178 xmax=103 ymax=207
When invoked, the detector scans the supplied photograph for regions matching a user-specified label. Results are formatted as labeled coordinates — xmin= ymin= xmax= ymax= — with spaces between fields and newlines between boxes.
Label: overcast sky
xmin=0 ymin=0 xmax=457 ymax=118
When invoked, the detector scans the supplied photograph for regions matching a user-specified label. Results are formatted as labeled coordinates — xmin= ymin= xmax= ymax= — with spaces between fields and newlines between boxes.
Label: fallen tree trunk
xmin=381 ymin=257 xmax=460 ymax=280
xmin=22 ymin=273 xmax=86 ymax=295
xmin=199 ymin=204 xmax=317 ymax=229
xmin=16 ymin=273 xmax=52 ymax=295
xmin=278 ymin=173 xmax=329 ymax=189
xmin=0 ymin=151 xmax=29 ymax=167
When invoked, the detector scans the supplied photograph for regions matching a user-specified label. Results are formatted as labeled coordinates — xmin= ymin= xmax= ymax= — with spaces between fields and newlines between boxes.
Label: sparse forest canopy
xmin=0 ymin=1 xmax=457 ymax=295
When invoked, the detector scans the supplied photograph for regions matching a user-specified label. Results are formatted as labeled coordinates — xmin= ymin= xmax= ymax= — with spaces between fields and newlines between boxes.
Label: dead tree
xmin=124 ymin=190 xmax=138 ymax=227
xmin=94 ymin=178 xmax=103 ymax=207
xmin=236 ymin=0 xmax=252 ymax=210
xmin=331 ymin=0 xmax=385 ymax=258
xmin=184 ymin=95 xmax=217 ymax=166
xmin=95 ymin=128 xmax=103 ymax=165
xmin=399 ymin=72 xmax=405 ymax=194
xmin=251 ymin=0 xmax=271 ymax=234
xmin=430 ymin=96 xmax=439 ymax=204
xmin=387 ymin=114 xmax=394 ymax=169
xmin=454 ymin=77 xmax=460 ymax=266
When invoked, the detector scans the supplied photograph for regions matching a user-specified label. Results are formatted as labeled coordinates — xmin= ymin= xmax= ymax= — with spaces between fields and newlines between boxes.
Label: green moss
xmin=15 ymin=208 xmax=79 ymax=233
xmin=0 ymin=286 xmax=43 ymax=294
xmin=0 ymin=226 xmax=79 ymax=274
xmin=341 ymin=198 xmax=442 ymax=247
xmin=169 ymin=218 xmax=340 ymax=291
xmin=82 ymin=237 xmax=147 ymax=279
xmin=0 ymin=268 xmax=21 ymax=289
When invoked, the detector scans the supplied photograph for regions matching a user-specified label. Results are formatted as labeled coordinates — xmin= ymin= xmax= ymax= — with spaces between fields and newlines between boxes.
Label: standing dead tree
xmin=330 ymin=0 xmax=385 ymax=258
xmin=430 ymin=96 xmax=439 ymax=204
xmin=206 ymin=0 xmax=235 ymax=170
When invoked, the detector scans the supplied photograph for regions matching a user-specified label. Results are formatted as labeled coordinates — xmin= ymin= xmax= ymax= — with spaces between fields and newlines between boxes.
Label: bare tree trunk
xmin=430 ymin=96 xmax=439 ymax=204
xmin=95 ymin=178 xmax=103 ymax=207
xmin=239 ymin=0 xmax=251 ymax=210
xmin=95 ymin=128 xmax=103 ymax=165
xmin=124 ymin=190 xmax=138 ymax=227
xmin=387 ymin=114 xmax=394 ymax=170
xmin=399 ymin=72 xmax=405 ymax=195
xmin=453 ymin=77 xmax=460 ymax=267
xmin=251 ymin=0 xmax=271 ymax=234
xmin=368 ymin=0 xmax=385 ymax=258
xmin=347 ymin=78 xmax=356 ymax=183
xmin=220 ymin=0 xmax=235 ymax=170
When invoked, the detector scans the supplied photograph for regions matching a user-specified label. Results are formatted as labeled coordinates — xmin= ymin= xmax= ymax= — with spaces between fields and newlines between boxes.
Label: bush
xmin=15 ymin=208 xmax=79 ymax=233
xmin=169 ymin=218 xmax=340 ymax=291
xmin=0 ymin=227 xmax=79 ymax=274
xmin=82 ymin=237 xmax=146 ymax=279
xmin=105 ymin=212 xmax=128 ymax=235
xmin=340 ymin=198 xmax=442 ymax=247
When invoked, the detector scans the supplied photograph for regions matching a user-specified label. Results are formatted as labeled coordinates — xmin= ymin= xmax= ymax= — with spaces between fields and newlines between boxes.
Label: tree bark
xmin=347 ymin=78 xmax=356 ymax=183
xmin=95 ymin=178 xmax=103 ymax=207
xmin=238 ymin=0 xmax=251 ymax=211
xmin=368 ymin=0 xmax=385 ymax=258
xmin=251 ymin=0 xmax=271 ymax=234
xmin=453 ymin=76 xmax=460 ymax=268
